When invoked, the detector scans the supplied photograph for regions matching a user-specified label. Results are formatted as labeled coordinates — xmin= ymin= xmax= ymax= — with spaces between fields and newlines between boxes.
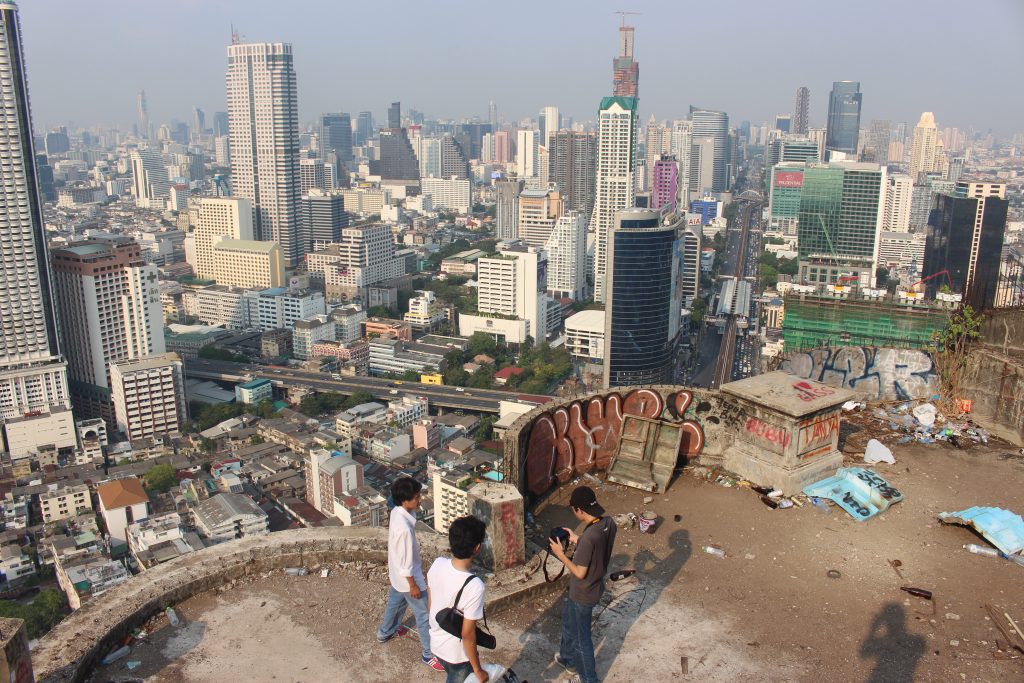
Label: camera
xmin=549 ymin=527 xmax=570 ymax=550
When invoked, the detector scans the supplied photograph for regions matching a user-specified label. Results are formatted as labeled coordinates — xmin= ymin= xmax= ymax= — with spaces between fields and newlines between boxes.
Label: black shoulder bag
xmin=436 ymin=575 xmax=496 ymax=650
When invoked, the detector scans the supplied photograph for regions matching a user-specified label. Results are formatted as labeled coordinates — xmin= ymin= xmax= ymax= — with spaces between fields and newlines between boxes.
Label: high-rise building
xmin=644 ymin=117 xmax=671 ymax=191
xmin=774 ymin=114 xmax=792 ymax=133
xmin=136 ymin=90 xmax=149 ymax=139
xmin=545 ymin=211 xmax=588 ymax=300
xmin=193 ymin=197 xmax=255 ymax=281
xmin=517 ymin=185 xmax=563 ymax=247
xmin=539 ymin=106 xmax=560 ymax=147
xmin=591 ymin=96 xmax=639 ymax=303
xmin=493 ymin=130 xmax=510 ymax=165
xmin=796 ymin=161 xmax=886 ymax=287
xmin=864 ymin=120 xmax=891 ymax=165
xmin=301 ymin=190 xmax=349 ymax=251
xmin=651 ymin=155 xmax=679 ymax=212
xmin=211 ymin=240 xmax=286 ymax=289
xmin=354 ymin=111 xmax=373 ymax=146
xmin=689 ymin=106 xmax=729 ymax=192
xmin=473 ymin=246 xmax=548 ymax=341
xmin=50 ymin=238 xmax=165 ymax=424
xmin=192 ymin=107 xmax=206 ymax=139
xmin=438 ymin=134 xmax=470 ymax=179
xmin=923 ymin=181 xmax=1008 ymax=310
xmin=0 ymin=2 xmax=77 ymax=460
xmin=376 ymin=102 xmax=419 ymax=191
xmin=226 ymin=40 xmax=303 ymax=267
xmin=129 ymin=147 xmax=169 ymax=209
xmin=793 ymin=87 xmax=810 ymax=135
xmin=825 ymin=81 xmax=862 ymax=158
xmin=882 ymin=173 xmax=913 ymax=232
xmin=603 ymin=208 xmax=682 ymax=388
xmin=680 ymin=226 xmax=701 ymax=307
xmin=670 ymin=120 xmax=693 ymax=207
xmin=319 ymin=112 xmax=353 ymax=164
xmin=910 ymin=112 xmax=947 ymax=180
xmin=516 ymin=129 xmax=538 ymax=178
xmin=299 ymin=157 xmax=326 ymax=195
xmin=548 ymin=130 xmax=596 ymax=219
xmin=214 ymin=135 xmax=231 ymax=167
xmin=612 ymin=23 xmax=639 ymax=97
xmin=212 ymin=111 xmax=229 ymax=137
xmin=110 ymin=353 xmax=186 ymax=441
xmin=495 ymin=178 xmax=524 ymax=241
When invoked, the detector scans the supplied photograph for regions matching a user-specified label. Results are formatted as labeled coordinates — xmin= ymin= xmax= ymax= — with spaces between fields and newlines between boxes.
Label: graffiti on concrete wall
xmin=797 ymin=413 xmax=840 ymax=460
xmin=782 ymin=347 xmax=938 ymax=401
xmin=745 ymin=417 xmax=791 ymax=448
xmin=524 ymin=388 xmax=704 ymax=496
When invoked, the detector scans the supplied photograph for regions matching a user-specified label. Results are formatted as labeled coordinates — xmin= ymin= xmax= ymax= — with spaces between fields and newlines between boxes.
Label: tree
xmin=760 ymin=263 xmax=779 ymax=288
xmin=723 ymin=203 xmax=739 ymax=221
xmin=368 ymin=305 xmax=396 ymax=318
xmin=200 ymin=438 xmax=218 ymax=454
xmin=343 ymin=390 xmax=376 ymax=410
xmin=467 ymin=332 xmax=497 ymax=357
xmin=932 ymin=304 xmax=984 ymax=413
xmin=0 ymin=589 xmax=67 ymax=638
xmin=476 ymin=415 xmax=497 ymax=441
xmin=401 ymin=369 xmax=421 ymax=382
xmin=250 ymin=434 xmax=265 ymax=445
xmin=876 ymin=267 xmax=890 ymax=289
xmin=691 ymin=296 xmax=707 ymax=323
xmin=198 ymin=346 xmax=250 ymax=363
xmin=144 ymin=463 xmax=178 ymax=492
xmin=778 ymin=258 xmax=799 ymax=276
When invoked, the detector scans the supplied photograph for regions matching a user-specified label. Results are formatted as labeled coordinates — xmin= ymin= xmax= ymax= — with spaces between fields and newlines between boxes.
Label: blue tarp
xmin=938 ymin=506 xmax=1024 ymax=556
xmin=803 ymin=467 xmax=904 ymax=521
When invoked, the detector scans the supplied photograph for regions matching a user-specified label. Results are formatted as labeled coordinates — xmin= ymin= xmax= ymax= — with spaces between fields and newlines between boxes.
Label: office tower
xmin=438 ymin=134 xmax=470 ymax=179
xmin=137 ymin=90 xmax=149 ymax=139
xmin=766 ymin=136 xmax=820 ymax=169
xmin=796 ymin=161 xmax=885 ymax=287
xmin=110 ymin=354 xmax=186 ymax=441
xmin=539 ymin=106 xmax=560 ymax=146
xmin=793 ymin=86 xmax=810 ymax=135
xmin=825 ymin=81 xmax=862 ymax=157
xmin=319 ymin=112 xmax=353 ymax=164
xmin=457 ymin=122 xmax=491 ymax=160
xmin=516 ymin=129 xmax=538 ymax=178
xmin=213 ymin=111 xmax=229 ymax=137
xmin=489 ymin=100 xmax=498 ymax=129
xmin=689 ymin=136 xmax=716 ymax=197
xmin=481 ymin=133 xmax=495 ymax=163
xmin=50 ymin=237 xmax=165 ymax=424
xmin=517 ymin=185 xmax=563 ymax=247
xmin=545 ymin=211 xmax=588 ymax=300
xmin=421 ymin=177 xmax=471 ymax=213
xmin=376 ymin=102 xmax=419 ymax=190
xmin=680 ymin=226 xmax=701 ymax=307
xmin=44 ymin=127 xmax=69 ymax=155
xmin=193 ymin=107 xmax=206 ymax=138
xmin=129 ymin=147 xmax=169 ymax=209
xmin=211 ymin=240 xmax=285 ymax=289
xmin=495 ymin=178 xmax=524 ymax=240
xmin=923 ymin=181 xmax=1008 ymax=309
xmin=193 ymin=197 xmax=255 ymax=280
xmin=645 ymin=116 xmax=670 ymax=190
xmin=355 ymin=111 xmax=373 ymax=146
xmin=807 ymin=127 xmax=827 ymax=161
xmin=603 ymin=208 xmax=682 ymax=388
xmin=415 ymin=136 xmax=441 ymax=178
xmin=774 ymin=114 xmax=792 ymax=133
xmin=947 ymin=156 xmax=966 ymax=183
xmin=591 ymin=96 xmax=639 ymax=303
xmin=882 ymin=174 xmax=913 ymax=232
xmin=612 ymin=23 xmax=639 ymax=97
xmin=299 ymin=157 xmax=326 ymax=195
xmin=670 ymin=120 xmax=693 ymax=207
xmin=226 ymin=40 xmax=303 ymax=267
xmin=689 ymin=106 xmax=729 ymax=192
xmin=475 ymin=246 xmax=548 ymax=341
xmin=910 ymin=112 xmax=947 ymax=180
xmin=548 ymin=130 xmax=596 ymax=219
xmin=301 ymin=190 xmax=349 ymax=251
xmin=651 ymin=154 xmax=679 ymax=212
xmin=863 ymin=120 xmax=891 ymax=165
xmin=35 ymin=153 xmax=56 ymax=202
xmin=493 ymin=130 xmax=511 ymax=164
xmin=214 ymin=135 xmax=231 ymax=166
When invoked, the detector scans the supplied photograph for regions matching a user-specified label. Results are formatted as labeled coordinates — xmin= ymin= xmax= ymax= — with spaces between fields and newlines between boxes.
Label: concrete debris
xmin=803 ymin=467 xmax=904 ymax=521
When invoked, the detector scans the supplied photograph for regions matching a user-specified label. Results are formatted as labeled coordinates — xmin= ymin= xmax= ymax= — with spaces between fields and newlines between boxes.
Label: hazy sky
xmin=20 ymin=0 xmax=1024 ymax=135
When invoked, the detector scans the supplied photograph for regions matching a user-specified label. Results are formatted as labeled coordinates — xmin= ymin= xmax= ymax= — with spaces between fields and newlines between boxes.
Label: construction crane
xmin=615 ymin=10 xmax=641 ymax=26
xmin=909 ymin=269 xmax=953 ymax=292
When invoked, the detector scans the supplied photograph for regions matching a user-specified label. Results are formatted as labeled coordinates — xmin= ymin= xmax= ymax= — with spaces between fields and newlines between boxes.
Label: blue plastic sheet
xmin=803 ymin=467 xmax=904 ymax=522
xmin=938 ymin=506 xmax=1024 ymax=556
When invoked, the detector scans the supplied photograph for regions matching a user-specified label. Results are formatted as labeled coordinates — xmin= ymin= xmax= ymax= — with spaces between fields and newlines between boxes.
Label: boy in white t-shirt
xmin=427 ymin=515 xmax=489 ymax=683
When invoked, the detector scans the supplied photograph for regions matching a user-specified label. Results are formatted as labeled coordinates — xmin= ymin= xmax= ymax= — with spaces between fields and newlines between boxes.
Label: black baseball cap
xmin=569 ymin=486 xmax=605 ymax=516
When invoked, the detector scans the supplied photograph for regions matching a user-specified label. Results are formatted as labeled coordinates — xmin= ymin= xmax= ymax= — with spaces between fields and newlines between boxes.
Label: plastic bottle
xmin=165 ymin=607 xmax=180 ymax=627
xmin=964 ymin=543 xmax=1000 ymax=558
xmin=703 ymin=545 xmax=726 ymax=559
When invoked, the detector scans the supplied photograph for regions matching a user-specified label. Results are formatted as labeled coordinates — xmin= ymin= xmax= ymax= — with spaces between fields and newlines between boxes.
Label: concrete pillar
xmin=0 ymin=618 xmax=34 ymax=683
xmin=468 ymin=481 xmax=525 ymax=571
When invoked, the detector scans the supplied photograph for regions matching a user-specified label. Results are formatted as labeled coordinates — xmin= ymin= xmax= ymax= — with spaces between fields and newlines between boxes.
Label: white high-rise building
xmin=192 ymin=197 xmax=255 ymax=281
xmin=645 ymin=116 xmax=670 ymax=192
xmin=226 ymin=41 xmax=302 ymax=267
xmin=590 ymin=96 xmax=639 ymax=303
xmin=516 ymin=129 xmax=538 ymax=178
xmin=214 ymin=135 xmax=231 ymax=167
xmin=460 ymin=246 xmax=548 ymax=343
xmin=545 ymin=211 xmax=588 ymax=300
xmin=0 ymin=3 xmax=76 ymax=459
xmin=299 ymin=157 xmax=326 ymax=195
xmin=883 ymin=173 xmax=913 ymax=233
xmin=909 ymin=112 xmax=947 ymax=180
xmin=670 ymin=120 xmax=693 ymax=208
xmin=539 ymin=106 xmax=560 ymax=147
xmin=110 ymin=353 xmax=186 ymax=441
xmin=129 ymin=147 xmax=169 ymax=209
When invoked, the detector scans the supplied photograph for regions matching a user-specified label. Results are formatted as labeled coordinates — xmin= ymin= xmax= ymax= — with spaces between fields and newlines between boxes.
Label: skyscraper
xmin=137 ymin=90 xmax=149 ymax=139
xmin=0 ymin=1 xmax=76 ymax=459
xmin=193 ymin=197 xmax=255 ymax=280
xmin=213 ymin=111 xmax=229 ymax=137
xmin=793 ymin=86 xmax=810 ymax=135
xmin=603 ymin=208 xmax=683 ymax=388
xmin=825 ymin=81 xmax=862 ymax=158
xmin=545 ymin=211 xmax=588 ymax=300
xmin=910 ymin=112 xmax=947 ymax=180
xmin=689 ymin=106 xmax=729 ymax=192
xmin=645 ymin=116 xmax=670 ymax=191
xmin=923 ymin=181 xmax=1008 ymax=310
xmin=495 ymin=178 xmax=524 ymax=241
xmin=612 ymin=23 xmax=639 ymax=97
xmin=376 ymin=101 xmax=420 ymax=190
xmin=129 ymin=147 xmax=169 ymax=209
xmin=548 ymin=130 xmax=596 ymax=219
xmin=438 ymin=134 xmax=470 ymax=179
xmin=226 ymin=40 xmax=303 ymax=267
xmin=319 ymin=112 xmax=353 ymax=165
xmin=590 ymin=96 xmax=639 ymax=303
xmin=354 ymin=111 xmax=373 ymax=146
xmin=50 ymin=238 xmax=165 ymax=425
xmin=539 ymin=106 xmax=560 ymax=147
xmin=651 ymin=155 xmax=679 ymax=212
xmin=516 ymin=129 xmax=538 ymax=178
xmin=865 ymin=120 xmax=891 ymax=165
xmin=192 ymin=107 xmax=206 ymax=139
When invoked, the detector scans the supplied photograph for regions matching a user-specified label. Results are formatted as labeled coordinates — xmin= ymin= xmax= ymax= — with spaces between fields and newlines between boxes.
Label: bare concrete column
xmin=0 ymin=618 xmax=33 ymax=683
xmin=468 ymin=482 xmax=525 ymax=571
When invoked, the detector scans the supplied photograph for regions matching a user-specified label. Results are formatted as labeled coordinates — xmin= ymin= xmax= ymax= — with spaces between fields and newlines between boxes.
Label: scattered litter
xmin=613 ymin=513 xmax=637 ymax=530
xmin=101 ymin=646 xmax=131 ymax=665
xmin=810 ymin=497 xmax=833 ymax=515
xmin=939 ymin=507 xmax=1024 ymax=556
xmin=842 ymin=401 xmax=862 ymax=411
xmin=949 ymin=640 xmax=960 ymax=647
xmin=165 ymin=607 xmax=180 ymax=627
xmin=285 ymin=567 xmax=308 ymax=576
xmin=638 ymin=511 xmax=657 ymax=533
xmin=681 ymin=656 xmax=689 ymax=675
xmin=320 ymin=567 xmax=331 ymax=578
xmin=673 ymin=514 xmax=682 ymax=523
xmin=913 ymin=403 xmax=938 ymax=427
xmin=582 ymin=473 xmax=604 ymax=488
xmin=946 ymin=613 xmax=961 ymax=621
xmin=126 ymin=661 xmax=141 ymax=670
xmin=609 ymin=569 xmax=636 ymax=581
xmin=826 ymin=569 xmax=842 ymax=579
xmin=744 ymin=553 xmax=756 ymax=560
xmin=888 ymin=559 xmax=905 ymax=580
xmin=703 ymin=545 xmax=726 ymax=559
xmin=900 ymin=586 xmax=933 ymax=600
xmin=642 ymin=496 xmax=654 ymax=504
xmin=768 ymin=489 xmax=784 ymax=499
xmin=864 ymin=439 xmax=896 ymax=465
xmin=803 ymin=468 xmax=904 ymax=521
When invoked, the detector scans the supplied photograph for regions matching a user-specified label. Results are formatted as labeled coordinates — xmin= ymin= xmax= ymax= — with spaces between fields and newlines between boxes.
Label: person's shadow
xmin=859 ymin=603 xmax=926 ymax=683
xmin=508 ymin=527 xmax=692 ymax=680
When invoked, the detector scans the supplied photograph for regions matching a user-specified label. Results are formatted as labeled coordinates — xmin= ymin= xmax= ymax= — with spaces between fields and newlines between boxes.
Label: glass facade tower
xmin=825 ymin=81 xmax=862 ymax=157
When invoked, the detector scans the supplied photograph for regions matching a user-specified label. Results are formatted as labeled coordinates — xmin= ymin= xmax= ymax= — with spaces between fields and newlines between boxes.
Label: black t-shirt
xmin=569 ymin=516 xmax=617 ymax=605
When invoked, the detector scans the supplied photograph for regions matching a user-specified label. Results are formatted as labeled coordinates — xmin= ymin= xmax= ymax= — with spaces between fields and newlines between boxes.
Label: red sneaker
xmin=423 ymin=656 xmax=445 ymax=672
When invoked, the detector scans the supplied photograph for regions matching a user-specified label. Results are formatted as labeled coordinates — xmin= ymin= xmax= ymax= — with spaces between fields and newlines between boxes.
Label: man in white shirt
xmin=376 ymin=477 xmax=444 ymax=672
xmin=427 ymin=515 xmax=489 ymax=683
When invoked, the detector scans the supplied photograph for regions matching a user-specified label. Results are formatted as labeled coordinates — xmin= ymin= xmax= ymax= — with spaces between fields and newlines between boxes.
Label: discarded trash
xmin=803 ymin=468 xmax=904 ymax=521
xmin=888 ymin=559 xmax=905 ymax=580
xmin=101 ymin=646 xmax=131 ymax=665
xmin=126 ymin=661 xmax=141 ymax=671
xmin=638 ymin=511 xmax=657 ymax=533
xmin=777 ymin=499 xmax=794 ymax=509
xmin=703 ymin=545 xmax=726 ymax=559
xmin=768 ymin=489 xmax=784 ymax=499
xmin=320 ymin=567 xmax=331 ymax=578
xmin=613 ymin=513 xmax=637 ymax=530
xmin=810 ymin=497 xmax=833 ymax=515
xmin=958 ymin=399 xmax=973 ymax=414
xmin=760 ymin=495 xmax=779 ymax=509
xmin=826 ymin=569 xmax=842 ymax=579
xmin=642 ymin=496 xmax=654 ymax=505
xmin=673 ymin=514 xmax=682 ymax=523
xmin=964 ymin=544 xmax=1024 ymax=567
xmin=900 ymin=586 xmax=933 ymax=600
xmin=466 ymin=663 xmax=514 ymax=683
xmin=609 ymin=569 xmax=636 ymax=581
xmin=842 ymin=401 xmax=863 ymax=411
xmin=864 ymin=439 xmax=895 ymax=465
xmin=285 ymin=567 xmax=308 ymax=576
xmin=939 ymin=507 xmax=1024 ymax=556
xmin=165 ymin=607 xmax=180 ymax=627
xmin=912 ymin=403 xmax=937 ymax=427
xmin=681 ymin=655 xmax=689 ymax=675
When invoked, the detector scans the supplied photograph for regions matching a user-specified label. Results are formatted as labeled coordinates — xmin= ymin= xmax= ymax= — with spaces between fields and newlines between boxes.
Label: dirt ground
xmin=89 ymin=439 xmax=1024 ymax=683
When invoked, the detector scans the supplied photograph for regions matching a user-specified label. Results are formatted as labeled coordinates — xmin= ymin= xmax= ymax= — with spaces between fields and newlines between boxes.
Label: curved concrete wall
xmin=34 ymin=528 xmax=446 ymax=683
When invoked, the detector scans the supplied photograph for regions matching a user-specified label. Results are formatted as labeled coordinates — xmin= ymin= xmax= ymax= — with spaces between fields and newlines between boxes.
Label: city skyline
xmin=19 ymin=0 xmax=1024 ymax=135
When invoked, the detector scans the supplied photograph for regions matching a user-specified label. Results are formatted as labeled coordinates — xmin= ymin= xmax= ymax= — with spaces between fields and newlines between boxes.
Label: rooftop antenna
xmin=230 ymin=24 xmax=241 ymax=45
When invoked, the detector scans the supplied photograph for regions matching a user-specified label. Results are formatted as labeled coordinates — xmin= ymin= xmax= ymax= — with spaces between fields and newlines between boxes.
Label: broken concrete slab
xmin=938 ymin=506 xmax=1024 ymax=556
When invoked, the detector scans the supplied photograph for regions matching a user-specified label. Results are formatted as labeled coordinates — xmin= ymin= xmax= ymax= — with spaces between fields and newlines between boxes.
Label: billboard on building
xmin=775 ymin=170 xmax=804 ymax=188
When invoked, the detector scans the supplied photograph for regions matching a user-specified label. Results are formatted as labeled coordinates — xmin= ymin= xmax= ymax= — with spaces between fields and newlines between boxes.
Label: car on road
xmin=389 ymin=389 xmax=399 ymax=395
xmin=455 ymin=387 xmax=465 ymax=392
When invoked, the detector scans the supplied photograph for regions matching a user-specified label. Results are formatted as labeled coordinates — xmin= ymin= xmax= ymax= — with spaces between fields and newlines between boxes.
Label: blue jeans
xmin=439 ymin=658 xmax=473 ymax=683
xmin=560 ymin=596 xmax=598 ymax=683
xmin=377 ymin=586 xmax=432 ymax=659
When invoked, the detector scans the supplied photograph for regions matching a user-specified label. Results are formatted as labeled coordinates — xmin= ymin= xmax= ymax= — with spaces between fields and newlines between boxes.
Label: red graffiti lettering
xmin=497 ymin=500 xmax=522 ymax=569
xmin=792 ymin=381 xmax=835 ymax=402
xmin=799 ymin=414 xmax=840 ymax=452
xmin=745 ymin=417 xmax=792 ymax=448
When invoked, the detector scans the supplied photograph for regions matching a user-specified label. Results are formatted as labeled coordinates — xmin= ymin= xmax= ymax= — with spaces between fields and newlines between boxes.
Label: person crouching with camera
xmin=547 ymin=486 xmax=617 ymax=683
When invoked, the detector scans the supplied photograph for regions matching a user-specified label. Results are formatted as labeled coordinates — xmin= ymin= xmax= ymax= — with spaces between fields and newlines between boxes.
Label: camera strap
xmin=543 ymin=547 xmax=566 ymax=583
